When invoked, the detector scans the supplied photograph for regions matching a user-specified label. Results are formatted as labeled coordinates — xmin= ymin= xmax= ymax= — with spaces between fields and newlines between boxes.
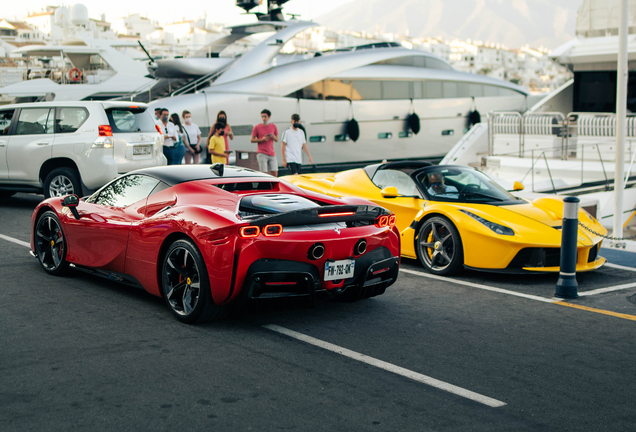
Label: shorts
xmin=287 ymin=162 xmax=301 ymax=175
xmin=257 ymin=153 xmax=278 ymax=172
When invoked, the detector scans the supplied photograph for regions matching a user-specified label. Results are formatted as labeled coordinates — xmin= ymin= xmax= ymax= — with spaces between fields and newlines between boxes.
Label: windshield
xmin=414 ymin=167 xmax=519 ymax=203
xmin=106 ymin=108 xmax=157 ymax=133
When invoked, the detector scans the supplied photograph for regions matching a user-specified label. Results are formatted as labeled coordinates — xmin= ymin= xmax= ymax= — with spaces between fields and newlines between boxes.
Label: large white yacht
xmin=0 ymin=5 xmax=154 ymax=103
xmin=148 ymin=3 xmax=530 ymax=164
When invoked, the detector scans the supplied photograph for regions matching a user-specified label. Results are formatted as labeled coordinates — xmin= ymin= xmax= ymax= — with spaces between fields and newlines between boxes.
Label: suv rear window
xmin=106 ymin=108 xmax=157 ymax=133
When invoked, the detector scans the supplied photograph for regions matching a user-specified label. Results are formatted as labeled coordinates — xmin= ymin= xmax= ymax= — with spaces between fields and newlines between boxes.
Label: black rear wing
xmin=249 ymin=205 xmax=390 ymax=228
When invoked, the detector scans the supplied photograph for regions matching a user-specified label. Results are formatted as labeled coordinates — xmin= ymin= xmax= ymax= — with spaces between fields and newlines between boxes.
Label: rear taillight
xmin=263 ymin=224 xmax=283 ymax=237
xmin=98 ymin=125 xmax=112 ymax=137
xmin=375 ymin=214 xmax=396 ymax=228
xmin=239 ymin=226 xmax=260 ymax=238
xmin=318 ymin=211 xmax=355 ymax=218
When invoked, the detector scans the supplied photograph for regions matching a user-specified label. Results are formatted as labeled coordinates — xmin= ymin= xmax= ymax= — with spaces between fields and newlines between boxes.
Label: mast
xmin=614 ymin=0 xmax=628 ymax=238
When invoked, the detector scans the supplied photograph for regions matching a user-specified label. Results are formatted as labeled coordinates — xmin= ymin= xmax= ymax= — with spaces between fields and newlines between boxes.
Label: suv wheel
xmin=44 ymin=168 xmax=81 ymax=198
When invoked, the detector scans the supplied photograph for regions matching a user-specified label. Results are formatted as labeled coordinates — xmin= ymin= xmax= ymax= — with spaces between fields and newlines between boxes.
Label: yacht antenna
xmin=236 ymin=0 xmax=291 ymax=21
xmin=137 ymin=41 xmax=154 ymax=64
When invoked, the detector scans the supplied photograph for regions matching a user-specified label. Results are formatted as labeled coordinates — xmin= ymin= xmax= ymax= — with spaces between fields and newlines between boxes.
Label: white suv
xmin=0 ymin=101 xmax=165 ymax=198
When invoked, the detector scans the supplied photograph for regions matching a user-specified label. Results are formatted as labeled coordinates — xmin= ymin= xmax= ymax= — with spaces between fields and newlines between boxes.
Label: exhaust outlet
xmin=308 ymin=243 xmax=325 ymax=260
xmin=354 ymin=238 xmax=367 ymax=255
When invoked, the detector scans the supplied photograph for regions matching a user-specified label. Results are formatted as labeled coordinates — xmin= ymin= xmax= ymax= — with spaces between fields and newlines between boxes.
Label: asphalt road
xmin=1 ymin=193 xmax=635 ymax=432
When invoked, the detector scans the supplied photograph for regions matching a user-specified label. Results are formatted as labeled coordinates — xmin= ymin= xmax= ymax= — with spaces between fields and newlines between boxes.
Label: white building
xmin=112 ymin=14 xmax=160 ymax=40
xmin=23 ymin=8 xmax=56 ymax=37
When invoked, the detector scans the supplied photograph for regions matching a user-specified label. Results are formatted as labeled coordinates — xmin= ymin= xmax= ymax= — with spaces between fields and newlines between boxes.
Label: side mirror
xmin=61 ymin=194 xmax=80 ymax=220
xmin=512 ymin=181 xmax=524 ymax=191
xmin=381 ymin=186 xmax=399 ymax=198
xmin=210 ymin=163 xmax=224 ymax=177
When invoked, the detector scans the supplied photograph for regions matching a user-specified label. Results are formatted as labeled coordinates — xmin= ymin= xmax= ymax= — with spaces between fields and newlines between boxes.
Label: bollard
xmin=555 ymin=196 xmax=580 ymax=298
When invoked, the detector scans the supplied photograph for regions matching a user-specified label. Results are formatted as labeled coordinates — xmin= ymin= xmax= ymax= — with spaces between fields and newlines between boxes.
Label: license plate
xmin=324 ymin=259 xmax=355 ymax=281
xmin=133 ymin=145 xmax=152 ymax=156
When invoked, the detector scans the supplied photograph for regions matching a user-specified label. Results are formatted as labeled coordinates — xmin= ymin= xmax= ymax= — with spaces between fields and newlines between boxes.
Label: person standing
xmin=281 ymin=113 xmax=313 ymax=175
xmin=170 ymin=113 xmax=187 ymax=165
xmin=250 ymin=109 xmax=278 ymax=176
xmin=181 ymin=110 xmax=202 ymax=164
xmin=160 ymin=108 xmax=178 ymax=165
xmin=208 ymin=122 xmax=228 ymax=164
xmin=206 ymin=111 xmax=234 ymax=164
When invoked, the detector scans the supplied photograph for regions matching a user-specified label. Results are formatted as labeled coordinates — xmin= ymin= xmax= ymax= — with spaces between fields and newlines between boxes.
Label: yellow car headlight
xmin=460 ymin=210 xmax=515 ymax=236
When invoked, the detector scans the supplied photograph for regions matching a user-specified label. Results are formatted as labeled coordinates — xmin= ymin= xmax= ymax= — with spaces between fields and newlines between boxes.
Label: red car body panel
xmin=31 ymin=166 xmax=400 ymax=306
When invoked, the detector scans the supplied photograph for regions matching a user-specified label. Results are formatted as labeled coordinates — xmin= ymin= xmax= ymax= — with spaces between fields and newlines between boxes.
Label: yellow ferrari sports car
xmin=282 ymin=161 xmax=607 ymax=275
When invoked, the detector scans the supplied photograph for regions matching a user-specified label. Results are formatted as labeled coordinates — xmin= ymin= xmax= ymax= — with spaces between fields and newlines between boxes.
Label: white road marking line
xmin=578 ymin=282 xmax=636 ymax=297
xmin=399 ymin=268 xmax=555 ymax=303
xmin=0 ymin=233 xmax=30 ymax=248
xmin=263 ymin=324 xmax=506 ymax=408
xmin=604 ymin=262 xmax=636 ymax=272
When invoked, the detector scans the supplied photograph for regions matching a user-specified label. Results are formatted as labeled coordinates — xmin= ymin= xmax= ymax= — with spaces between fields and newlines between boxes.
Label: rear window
xmin=106 ymin=108 xmax=157 ymax=133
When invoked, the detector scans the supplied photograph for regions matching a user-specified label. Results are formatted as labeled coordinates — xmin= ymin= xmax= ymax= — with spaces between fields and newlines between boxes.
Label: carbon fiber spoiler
xmin=249 ymin=205 xmax=390 ymax=227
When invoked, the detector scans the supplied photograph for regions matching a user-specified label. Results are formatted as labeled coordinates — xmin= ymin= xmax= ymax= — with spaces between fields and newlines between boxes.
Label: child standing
xmin=208 ymin=122 xmax=228 ymax=164
xmin=281 ymin=114 xmax=313 ymax=175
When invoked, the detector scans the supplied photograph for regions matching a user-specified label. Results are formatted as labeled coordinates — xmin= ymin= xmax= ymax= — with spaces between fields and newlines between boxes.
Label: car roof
xmin=132 ymin=165 xmax=274 ymax=186
xmin=0 ymin=101 xmax=149 ymax=110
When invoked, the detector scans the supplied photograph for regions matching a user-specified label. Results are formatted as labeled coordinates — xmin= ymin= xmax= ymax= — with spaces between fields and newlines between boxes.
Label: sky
xmin=2 ymin=0 xmax=358 ymax=26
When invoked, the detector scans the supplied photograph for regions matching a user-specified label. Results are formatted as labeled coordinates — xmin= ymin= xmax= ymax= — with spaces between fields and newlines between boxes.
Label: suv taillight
xmin=155 ymin=124 xmax=162 ymax=134
xmin=98 ymin=125 xmax=113 ymax=137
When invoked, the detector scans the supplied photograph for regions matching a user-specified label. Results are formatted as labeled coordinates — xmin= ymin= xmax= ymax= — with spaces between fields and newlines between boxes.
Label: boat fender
xmin=469 ymin=109 xmax=481 ymax=126
xmin=347 ymin=118 xmax=360 ymax=142
xmin=408 ymin=113 xmax=421 ymax=135
xmin=297 ymin=123 xmax=307 ymax=140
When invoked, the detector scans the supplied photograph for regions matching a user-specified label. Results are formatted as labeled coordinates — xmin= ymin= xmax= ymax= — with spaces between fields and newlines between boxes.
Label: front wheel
xmin=34 ymin=211 xmax=69 ymax=275
xmin=161 ymin=239 xmax=225 ymax=324
xmin=44 ymin=167 xmax=82 ymax=199
xmin=415 ymin=216 xmax=464 ymax=276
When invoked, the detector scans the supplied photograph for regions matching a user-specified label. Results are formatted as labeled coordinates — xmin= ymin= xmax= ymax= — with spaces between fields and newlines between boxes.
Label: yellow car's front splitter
xmin=523 ymin=257 xmax=606 ymax=273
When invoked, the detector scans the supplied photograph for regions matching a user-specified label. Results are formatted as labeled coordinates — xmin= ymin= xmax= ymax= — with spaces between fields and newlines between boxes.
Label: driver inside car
xmin=426 ymin=172 xmax=458 ymax=197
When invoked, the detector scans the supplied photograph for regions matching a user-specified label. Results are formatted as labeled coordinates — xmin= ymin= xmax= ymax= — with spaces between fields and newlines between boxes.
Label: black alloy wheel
xmin=34 ymin=211 xmax=69 ymax=275
xmin=416 ymin=216 xmax=464 ymax=275
xmin=161 ymin=239 xmax=225 ymax=324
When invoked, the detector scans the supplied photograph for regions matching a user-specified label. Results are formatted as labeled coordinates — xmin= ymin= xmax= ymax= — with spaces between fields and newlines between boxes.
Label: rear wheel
xmin=416 ymin=216 xmax=464 ymax=276
xmin=34 ymin=211 xmax=69 ymax=275
xmin=44 ymin=167 xmax=81 ymax=198
xmin=161 ymin=239 xmax=225 ymax=324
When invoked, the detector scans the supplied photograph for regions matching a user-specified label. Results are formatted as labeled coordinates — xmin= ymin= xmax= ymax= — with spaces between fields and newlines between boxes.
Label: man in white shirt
xmin=160 ymin=108 xmax=178 ymax=165
xmin=426 ymin=172 xmax=458 ymax=197
xmin=181 ymin=110 xmax=202 ymax=164
xmin=281 ymin=114 xmax=313 ymax=175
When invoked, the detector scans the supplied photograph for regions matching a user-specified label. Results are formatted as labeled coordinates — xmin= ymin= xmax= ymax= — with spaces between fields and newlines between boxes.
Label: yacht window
xmin=443 ymin=82 xmax=458 ymax=98
xmin=55 ymin=107 xmax=89 ymax=133
xmin=413 ymin=81 xmax=425 ymax=99
xmin=483 ymin=85 xmax=499 ymax=97
xmin=15 ymin=108 xmax=54 ymax=135
xmin=352 ymin=80 xmax=382 ymax=100
xmin=297 ymin=81 xmax=324 ymax=100
xmin=498 ymin=87 xmax=520 ymax=96
xmin=0 ymin=109 xmax=16 ymax=136
xmin=424 ymin=58 xmax=453 ymax=70
xmin=469 ymin=83 xmax=483 ymax=97
xmin=324 ymin=79 xmax=353 ymax=101
xmin=426 ymin=81 xmax=443 ymax=99
xmin=457 ymin=82 xmax=471 ymax=98
xmin=382 ymin=81 xmax=411 ymax=100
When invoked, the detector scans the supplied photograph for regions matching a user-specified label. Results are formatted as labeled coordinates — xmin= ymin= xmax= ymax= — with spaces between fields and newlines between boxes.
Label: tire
xmin=415 ymin=216 xmax=464 ymax=276
xmin=34 ymin=211 xmax=69 ymax=276
xmin=160 ymin=239 xmax=226 ymax=324
xmin=0 ymin=191 xmax=16 ymax=198
xmin=44 ymin=167 xmax=81 ymax=199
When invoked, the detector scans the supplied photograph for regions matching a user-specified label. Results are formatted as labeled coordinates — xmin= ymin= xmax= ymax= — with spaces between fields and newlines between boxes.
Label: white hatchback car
xmin=0 ymin=101 xmax=165 ymax=198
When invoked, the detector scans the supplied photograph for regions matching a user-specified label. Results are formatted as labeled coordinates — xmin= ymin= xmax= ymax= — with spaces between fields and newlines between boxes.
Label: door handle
xmin=0 ymin=141 xmax=6 ymax=147
xmin=37 ymin=141 xmax=51 ymax=146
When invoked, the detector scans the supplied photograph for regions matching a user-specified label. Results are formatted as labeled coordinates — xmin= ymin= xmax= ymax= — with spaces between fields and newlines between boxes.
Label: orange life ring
xmin=69 ymin=68 xmax=82 ymax=82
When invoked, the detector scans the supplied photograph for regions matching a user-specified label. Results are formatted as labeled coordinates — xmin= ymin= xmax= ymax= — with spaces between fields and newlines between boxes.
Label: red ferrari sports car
xmin=30 ymin=165 xmax=400 ymax=323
